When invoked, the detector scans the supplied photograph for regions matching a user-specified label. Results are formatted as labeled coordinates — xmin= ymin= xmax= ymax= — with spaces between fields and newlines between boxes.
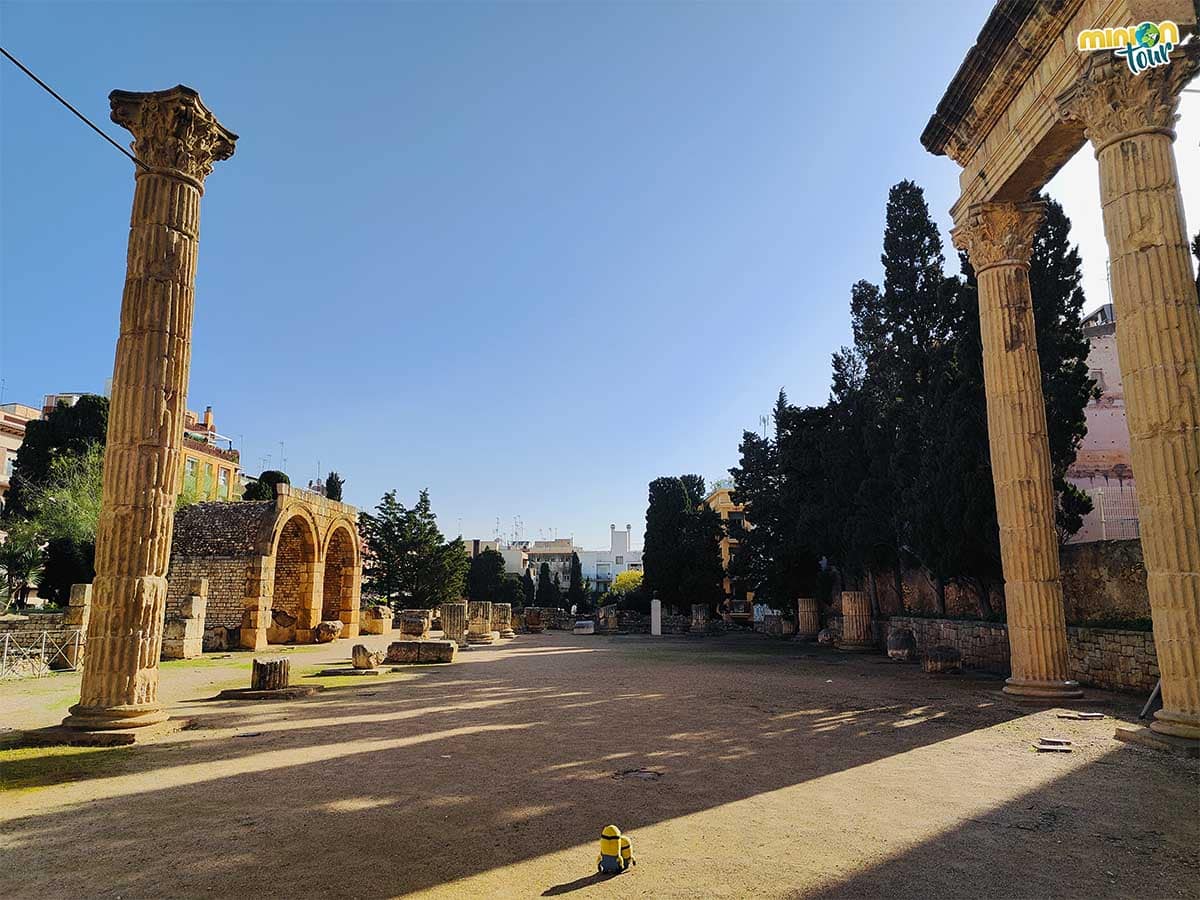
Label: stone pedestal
xmin=161 ymin=578 xmax=207 ymax=660
xmin=525 ymin=607 xmax=544 ymax=633
xmin=62 ymin=583 xmax=92 ymax=668
xmin=836 ymin=591 xmax=874 ymax=652
xmin=795 ymin=597 xmax=819 ymax=641
xmin=952 ymin=202 xmax=1081 ymax=700
xmin=492 ymin=602 xmax=516 ymax=638
xmin=690 ymin=604 xmax=710 ymax=634
xmin=359 ymin=605 xmax=392 ymax=636
xmin=441 ymin=601 xmax=468 ymax=648
xmin=650 ymin=598 xmax=662 ymax=636
xmin=63 ymin=86 xmax=237 ymax=734
xmin=398 ymin=609 xmax=432 ymax=640
xmin=467 ymin=601 xmax=497 ymax=645
xmin=597 ymin=605 xmax=620 ymax=634
xmin=1059 ymin=51 xmax=1200 ymax=740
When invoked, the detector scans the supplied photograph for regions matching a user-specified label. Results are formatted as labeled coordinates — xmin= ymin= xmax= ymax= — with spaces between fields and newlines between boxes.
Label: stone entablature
xmin=166 ymin=483 xmax=362 ymax=650
xmin=890 ymin=616 xmax=1158 ymax=694
xmin=923 ymin=0 xmax=1196 ymax=213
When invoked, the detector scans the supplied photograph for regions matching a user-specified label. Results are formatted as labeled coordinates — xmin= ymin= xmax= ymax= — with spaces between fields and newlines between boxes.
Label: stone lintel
xmin=927 ymin=0 xmax=1196 ymax=221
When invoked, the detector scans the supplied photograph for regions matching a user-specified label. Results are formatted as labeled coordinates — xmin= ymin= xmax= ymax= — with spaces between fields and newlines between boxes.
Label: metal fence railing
xmin=0 ymin=630 xmax=84 ymax=679
xmin=1096 ymin=487 xmax=1140 ymax=541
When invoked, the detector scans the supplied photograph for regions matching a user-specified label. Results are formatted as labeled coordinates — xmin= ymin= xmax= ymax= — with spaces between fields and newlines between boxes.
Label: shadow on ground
xmin=1 ymin=632 xmax=1195 ymax=899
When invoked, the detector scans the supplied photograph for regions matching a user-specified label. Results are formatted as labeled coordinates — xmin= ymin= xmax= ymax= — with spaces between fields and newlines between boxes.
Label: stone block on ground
xmin=923 ymin=645 xmax=962 ymax=674
xmin=417 ymin=639 xmax=457 ymax=663
xmin=573 ymin=620 xmax=596 ymax=635
xmin=313 ymin=620 xmax=344 ymax=643
xmin=385 ymin=641 xmax=421 ymax=664
xmin=352 ymin=644 xmax=385 ymax=670
xmin=359 ymin=606 xmax=392 ymax=635
xmin=887 ymin=627 xmax=917 ymax=662
xmin=399 ymin=609 xmax=432 ymax=639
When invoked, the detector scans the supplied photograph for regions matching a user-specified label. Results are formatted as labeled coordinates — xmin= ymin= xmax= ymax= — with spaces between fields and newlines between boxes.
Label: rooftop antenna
xmin=759 ymin=414 xmax=769 ymax=439
xmin=279 ymin=442 xmax=287 ymax=474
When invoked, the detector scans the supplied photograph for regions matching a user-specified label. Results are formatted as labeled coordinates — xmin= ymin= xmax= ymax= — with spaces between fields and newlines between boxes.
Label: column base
xmin=1115 ymin=724 xmax=1200 ymax=758
xmin=22 ymin=717 xmax=186 ymax=747
xmin=60 ymin=701 xmax=171 ymax=733
xmin=1150 ymin=709 xmax=1200 ymax=741
xmin=1002 ymin=677 xmax=1084 ymax=700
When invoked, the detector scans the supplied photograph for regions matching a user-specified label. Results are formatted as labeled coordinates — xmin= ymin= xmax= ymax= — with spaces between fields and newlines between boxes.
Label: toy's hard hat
xmin=601 ymin=825 xmax=622 ymax=838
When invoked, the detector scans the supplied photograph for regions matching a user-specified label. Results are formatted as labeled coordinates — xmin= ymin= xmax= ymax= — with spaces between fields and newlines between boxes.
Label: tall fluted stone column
xmin=1059 ymin=49 xmax=1200 ymax=739
xmin=63 ymin=87 xmax=236 ymax=732
xmin=952 ymin=202 xmax=1081 ymax=700
xmin=836 ymin=591 xmax=874 ymax=652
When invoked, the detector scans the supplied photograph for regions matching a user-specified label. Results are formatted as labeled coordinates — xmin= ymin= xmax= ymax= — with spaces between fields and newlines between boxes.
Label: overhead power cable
xmin=0 ymin=45 xmax=147 ymax=169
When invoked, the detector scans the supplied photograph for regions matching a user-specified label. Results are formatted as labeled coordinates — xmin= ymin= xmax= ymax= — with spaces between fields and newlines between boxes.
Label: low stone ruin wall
xmin=888 ymin=615 xmax=1157 ymax=694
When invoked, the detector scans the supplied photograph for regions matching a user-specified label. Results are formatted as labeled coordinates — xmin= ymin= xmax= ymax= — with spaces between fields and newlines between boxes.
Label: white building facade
xmin=577 ymin=524 xmax=642 ymax=593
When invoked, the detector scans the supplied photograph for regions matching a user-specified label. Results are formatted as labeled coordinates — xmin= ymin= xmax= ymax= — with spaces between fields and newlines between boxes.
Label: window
xmin=203 ymin=463 xmax=215 ymax=498
xmin=184 ymin=458 xmax=198 ymax=491
xmin=218 ymin=468 xmax=230 ymax=499
xmin=615 ymin=555 xmax=623 ymax=564
xmin=4 ymin=457 xmax=13 ymax=479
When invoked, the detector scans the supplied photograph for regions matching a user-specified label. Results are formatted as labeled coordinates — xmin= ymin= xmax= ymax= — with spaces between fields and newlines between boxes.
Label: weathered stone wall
xmin=889 ymin=616 xmax=1012 ymax=675
xmin=848 ymin=539 xmax=1151 ymax=626
xmin=166 ymin=557 xmax=246 ymax=628
xmin=1066 ymin=626 xmax=1158 ymax=695
xmin=889 ymin=615 xmax=1157 ymax=694
xmin=1059 ymin=540 xmax=1150 ymax=623
xmin=272 ymin=517 xmax=312 ymax=620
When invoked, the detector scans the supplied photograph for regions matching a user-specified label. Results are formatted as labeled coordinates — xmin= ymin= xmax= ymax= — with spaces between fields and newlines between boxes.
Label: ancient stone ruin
xmin=440 ymin=601 xmax=468 ymax=647
xmin=165 ymin=484 xmax=363 ymax=652
xmin=836 ymin=591 xmax=875 ymax=652
xmin=925 ymin=0 xmax=1198 ymax=746
xmin=467 ymin=601 xmax=497 ymax=645
xmin=491 ymin=603 xmax=516 ymax=639
xmin=161 ymin=579 xmax=207 ymax=660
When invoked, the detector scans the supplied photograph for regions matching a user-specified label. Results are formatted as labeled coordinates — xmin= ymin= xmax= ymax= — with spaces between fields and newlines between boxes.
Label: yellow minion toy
xmin=597 ymin=825 xmax=635 ymax=874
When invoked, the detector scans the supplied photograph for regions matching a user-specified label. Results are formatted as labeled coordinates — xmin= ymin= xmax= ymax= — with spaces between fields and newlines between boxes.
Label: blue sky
xmin=2 ymin=1 xmax=1197 ymax=551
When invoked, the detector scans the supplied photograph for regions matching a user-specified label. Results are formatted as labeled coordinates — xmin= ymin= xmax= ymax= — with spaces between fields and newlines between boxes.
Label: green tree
xmin=359 ymin=488 xmax=467 ymax=609
xmin=324 ymin=470 xmax=345 ymax=502
xmin=466 ymin=548 xmax=506 ymax=602
xmin=4 ymin=394 xmax=107 ymax=519
xmin=0 ymin=521 xmax=42 ymax=614
xmin=242 ymin=470 xmax=290 ymax=501
xmin=521 ymin=567 xmax=536 ymax=606
xmin=535 ymin=562 xmax=559 ymax=606
xmin=566 ymin=551 xmax=586 ymax=610
xmin=642 ymin=475 xmax=724 ymax=613
xmin=1028 ymin=197 xmax=1096 ymax=541
xmin=612 ymin=569 xmax=643 ymax=595
xmin=496 ymin=574 xmax=526 ymax=610
xmin=27 ymin=443 xmax=104 ymax=545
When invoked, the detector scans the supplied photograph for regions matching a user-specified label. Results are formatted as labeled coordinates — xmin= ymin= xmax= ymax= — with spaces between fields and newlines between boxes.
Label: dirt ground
xmin=1 ymin=630 xmax=1197 ymax=899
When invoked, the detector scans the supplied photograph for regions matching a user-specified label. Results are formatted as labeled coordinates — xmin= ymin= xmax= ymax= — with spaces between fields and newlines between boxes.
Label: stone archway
xmin=322 ymin=526 xmax=356 ymax=626
xmin=270 ymin=514 xmax=319 ymax=643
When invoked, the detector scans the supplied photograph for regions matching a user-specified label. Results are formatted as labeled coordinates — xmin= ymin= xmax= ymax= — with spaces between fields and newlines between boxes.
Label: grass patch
xmin=0 ymin=744 xmax=140 ymax=793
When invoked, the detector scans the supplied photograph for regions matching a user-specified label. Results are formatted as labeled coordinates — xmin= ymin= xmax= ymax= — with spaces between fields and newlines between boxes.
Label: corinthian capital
xmin=1056 ymin=43 xmax=1200 ymax=153
xmin=110 ymin=85 xmax=238 ymax=186
xmin=951 ymin=201 xmax=1044 ymax=274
